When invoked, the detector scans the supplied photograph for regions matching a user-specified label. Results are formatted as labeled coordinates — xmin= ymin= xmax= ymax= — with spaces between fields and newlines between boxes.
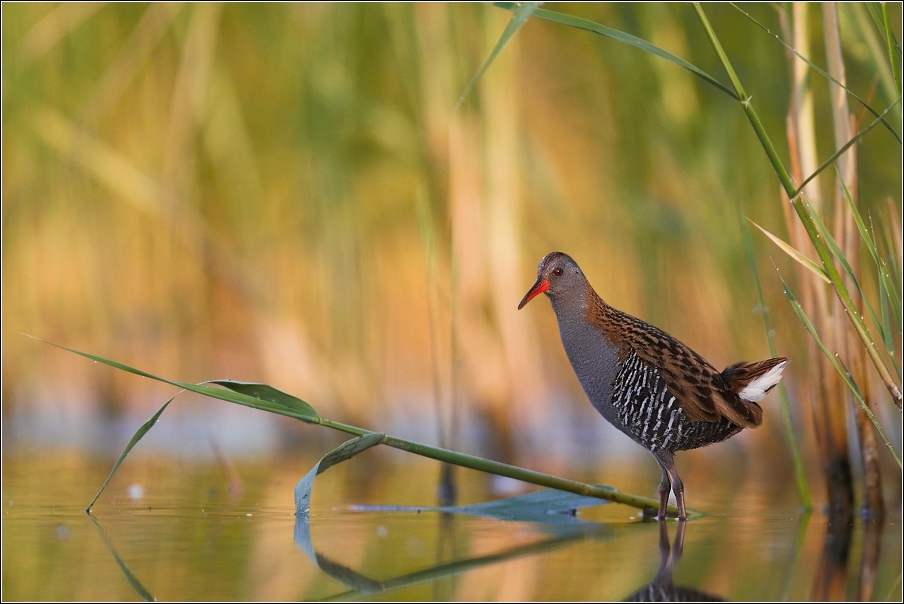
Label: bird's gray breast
xmin=554 ymin=312 xmax=630 ymax=434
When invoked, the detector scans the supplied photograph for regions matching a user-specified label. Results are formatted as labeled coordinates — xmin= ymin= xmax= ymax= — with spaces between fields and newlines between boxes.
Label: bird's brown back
xmin=584 ymin=287 xmax=763 ymax=429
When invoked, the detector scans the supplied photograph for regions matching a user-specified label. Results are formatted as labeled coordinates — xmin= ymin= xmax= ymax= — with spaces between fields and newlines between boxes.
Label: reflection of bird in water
xmin=624 ymin=521 xmax=725 ymax=602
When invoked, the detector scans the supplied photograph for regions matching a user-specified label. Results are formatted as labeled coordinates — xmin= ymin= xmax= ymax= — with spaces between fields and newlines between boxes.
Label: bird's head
xmin=518 ymin=251 xmax=587 ymax=309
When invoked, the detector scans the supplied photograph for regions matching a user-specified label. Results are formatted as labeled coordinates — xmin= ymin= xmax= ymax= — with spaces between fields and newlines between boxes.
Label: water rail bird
xmin=518 ymin=251 xmax=788 ymax=519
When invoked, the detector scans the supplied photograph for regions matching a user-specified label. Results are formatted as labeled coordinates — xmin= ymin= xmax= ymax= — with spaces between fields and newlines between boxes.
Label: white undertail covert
xmin=738 ymin=360 xmax=789 ymax=402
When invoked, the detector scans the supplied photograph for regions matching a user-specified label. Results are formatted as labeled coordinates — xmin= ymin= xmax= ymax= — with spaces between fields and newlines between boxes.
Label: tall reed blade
xmin=792 ymin=98 xmax=902 ymax=197
xmin=86 ymin=393 xmax=179 ymax=512
xmin=749 ymin=219 xmax=830 ymax=283
xmin=729 ymin=2 xmax=901 ymax=143
xmin=493 ymin=2 xmax=739 ymax=99
xmin=802 ymin=198 xmax=885 ymax=347
xmin=692 ymin=3 xmax=903 ymax=408
xmin=879 ymin=3 xmax=903 ymax=100
xmin=777 ymin=272 xmax=902 ymax=468
xmin=456 ymin=2 xmax=540 ymax=109
xmin=739 ymin=210 xmax=812 ymax=510
xmin=796 ymin=197 xmax=902 ymax=407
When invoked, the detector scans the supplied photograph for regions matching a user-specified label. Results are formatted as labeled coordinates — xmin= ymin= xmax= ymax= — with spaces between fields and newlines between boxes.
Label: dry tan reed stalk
xmin=824 ymin=2 xmax=884 ymax=517
xmin=480 ymin=6 xmax=550 ymax=465
xmin=782 ymin=3 xmax=853 ymax=513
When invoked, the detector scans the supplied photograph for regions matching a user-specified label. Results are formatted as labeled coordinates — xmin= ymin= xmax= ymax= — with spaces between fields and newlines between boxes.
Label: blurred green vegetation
xmin=2 ymin=3 xmax=900 ymax=482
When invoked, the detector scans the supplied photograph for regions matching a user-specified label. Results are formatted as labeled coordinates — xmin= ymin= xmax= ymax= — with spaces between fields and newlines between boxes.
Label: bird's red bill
xmin=518 ymin=278 xmax=549 ymax=309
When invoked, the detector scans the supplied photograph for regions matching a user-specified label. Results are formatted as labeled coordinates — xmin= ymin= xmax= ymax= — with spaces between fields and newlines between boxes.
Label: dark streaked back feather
xmin=585 ymin=288 xmax=763 ymax=429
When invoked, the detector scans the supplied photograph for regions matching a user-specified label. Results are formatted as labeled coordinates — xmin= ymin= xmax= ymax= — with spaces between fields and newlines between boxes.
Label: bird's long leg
xmin=653 ymin=451 xmax=673 ymax=520
xmin=665 ymin=466 xmax=686 ymax=520
xmin=653 ymin=450 xmax=686 ymax=520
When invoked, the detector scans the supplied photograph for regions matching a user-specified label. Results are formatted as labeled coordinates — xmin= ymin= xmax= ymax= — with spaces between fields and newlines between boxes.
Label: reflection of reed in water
xmin=813 ymin=511 xmax=885 ymax=601
xmin=624 ymin=521 xmax=724 ymax=602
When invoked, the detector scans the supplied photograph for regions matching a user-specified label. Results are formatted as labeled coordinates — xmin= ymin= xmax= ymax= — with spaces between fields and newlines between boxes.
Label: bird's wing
xmin=604 ymin=308 xmax=762 ymax=428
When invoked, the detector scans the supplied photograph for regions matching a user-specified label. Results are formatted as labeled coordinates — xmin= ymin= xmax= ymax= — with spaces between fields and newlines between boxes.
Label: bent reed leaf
xmin=842 ymin=180 xmax=904 ymax=335
xmin=295 ymin=433 xmax=386 ymax=514
xmin=86 ymin=393 xmax=179 ymax=513
xmin=209 ymin=380 xmax=317 ymax=418
xmin=804 ymin=196 xmax=885 ymax=335
xmin=749 ymin=219 xmax=830 ymax=283
xmin=795 ymin=198 xmax=900 ymax=395
xmin=27 ymin=336 xmax=320 ymax=422
xmin=456 ymin=2 xmax=540 ymax=109
xmin=36 ymin=336 xmax=690 ymax=517
xmin=836 ymin=174 xmax=901 ymax=374
xmin=776 ymin=270 xmax=902 ymax=468
xmin=795 ymin=194 xmax=903 ymax=406
xmin=494 ymin=2 xmax=739 ymax=100
xmin=353 ymin=488 xmax=612 ymax=525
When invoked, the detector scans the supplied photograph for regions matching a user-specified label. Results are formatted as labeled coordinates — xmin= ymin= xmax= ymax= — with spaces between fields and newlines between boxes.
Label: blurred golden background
xmin=2 ymin=3 xmax=900 ymax=495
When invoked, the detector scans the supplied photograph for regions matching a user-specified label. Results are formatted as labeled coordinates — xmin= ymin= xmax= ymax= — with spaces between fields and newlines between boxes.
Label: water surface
xmin=2 ymin=450 xmax=901 ymax=601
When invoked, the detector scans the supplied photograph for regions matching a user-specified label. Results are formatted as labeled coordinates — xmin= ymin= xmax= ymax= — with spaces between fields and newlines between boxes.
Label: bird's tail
xmin=720 ymin=357 xmax=789 ymax=402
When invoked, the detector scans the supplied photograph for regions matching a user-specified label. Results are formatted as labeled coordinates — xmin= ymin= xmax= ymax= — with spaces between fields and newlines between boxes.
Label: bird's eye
xmin=552 ymin=268 xmax=563 ymax=277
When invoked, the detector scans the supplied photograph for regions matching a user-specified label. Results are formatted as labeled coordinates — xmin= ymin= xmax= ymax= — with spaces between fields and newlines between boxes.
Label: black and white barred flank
xmin=611 ymin=351 xmax=741 ymax=453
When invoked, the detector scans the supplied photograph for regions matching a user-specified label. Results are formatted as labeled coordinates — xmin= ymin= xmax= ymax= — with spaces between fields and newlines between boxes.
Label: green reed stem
xmin=312 ymin=417 xmax=692 ymax=517
xmin=693 ymin=2 xmax=903 ymax=410
xmin=882 ymin=3 xmax=902 ymax=104
xmin=777 ymin=273 xmax=902 ymax=468
xmin=737 ymin=205 xmax=812 ymax=510
xmin=45 ymin=337 xmax=694 ymax=518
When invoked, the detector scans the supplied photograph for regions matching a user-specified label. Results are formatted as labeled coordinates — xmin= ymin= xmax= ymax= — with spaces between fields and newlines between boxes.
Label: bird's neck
xmin=583 ymin=286 xmax=614 ymax=330
xmin=550 ymin=283 xmax=619 ymax=345
xmin=550 ymin=282 xmax=606 ymax=322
